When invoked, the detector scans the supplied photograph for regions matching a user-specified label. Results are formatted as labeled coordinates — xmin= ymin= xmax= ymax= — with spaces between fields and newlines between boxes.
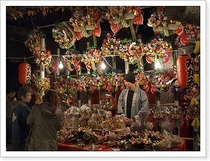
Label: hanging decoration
xmin=81 ymin=47 xmax=102 ymax=72
xmin=92 ymin=21 xmax=101 ymax=37
xmin=147 ymin=7 xmax=180 ymax=37
xmin=69 ymin=7 xmax=102 ymax=38
xmin=132 ymin=7 xmax=144 ymax=25
xmin=33 ymin=77 xmax=50 ymax=93
xmin=104 ymin=7 xmax=144 ymax=34
xmin=176 ymin=55 xmax=194 ymax=88
xmin=34 ymin=50 xmax=52 ymax=66
xmin=119 ymin=40 xmax=144 ymax=64
xmin=135 ymin=71 xmax=147 ymax=86
xmin=143 ymin=38 xmax=172 ymax=64
xmin=174 ymin=24 xmax=200 ymax=47
xmin=52 ymin=22 xmax=76 ymax=49
xmin=18 ymin=62 xmax=31 ymax=85
xmin=31 ymin=75 xmax=50 ymax=104
xmin=101 ymin=33 xmax=122 ymax=56
xmin=25 ymin=29 xmax=45 ymax=54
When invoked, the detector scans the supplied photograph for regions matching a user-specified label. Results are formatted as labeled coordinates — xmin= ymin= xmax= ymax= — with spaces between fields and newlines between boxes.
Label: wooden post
xmin=112 ymin=56 xmax=116 ymax=70
xmin=88 ymin=91 xmax=92 ymax=107
xmin=125 ymin=61 xmax=129 ymax=74
xmin=40 ymin=38 xmax=46 ymax=79
xmin=40 ymin=38 xmax=46 ymax=97
xmin=57 ymin=48 xmax=60 ymax=76
xmin=130 ymin=23 xmax=137 ymax=41
xmin=40 ymin=63 xmax=45 ymax=79
xmin=93 ymin=35 xmax=97 ymax=47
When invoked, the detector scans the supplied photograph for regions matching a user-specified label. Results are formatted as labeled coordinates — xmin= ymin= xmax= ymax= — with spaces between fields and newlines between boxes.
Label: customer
xmin=26 ymin=89 xmax=62 ymax=151
xmin=117 ymin=72 xmax=150 ymax=126
xmin=11 ymin=86 xmax=32 ymax=151
xmin=6 ymin=87 xmax=17 ymax=147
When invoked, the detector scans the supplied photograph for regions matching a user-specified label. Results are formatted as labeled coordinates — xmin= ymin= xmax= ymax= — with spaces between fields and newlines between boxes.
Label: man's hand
xmin=123 ymin=117 xmax=133 ymax=126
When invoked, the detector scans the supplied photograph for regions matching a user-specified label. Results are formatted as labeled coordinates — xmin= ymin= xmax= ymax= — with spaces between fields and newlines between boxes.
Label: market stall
xmin=6 ymin=6 xmax=200 ymax=151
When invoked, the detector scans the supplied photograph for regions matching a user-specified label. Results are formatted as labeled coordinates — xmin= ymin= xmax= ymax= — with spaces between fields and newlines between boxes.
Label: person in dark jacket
xmin=11 ymin=86 xmax=32 ymax=151
xmin=26 ymin=89 xmax=62 ymax=151
xmin=6 ymin=87 xmax=17 ymax=146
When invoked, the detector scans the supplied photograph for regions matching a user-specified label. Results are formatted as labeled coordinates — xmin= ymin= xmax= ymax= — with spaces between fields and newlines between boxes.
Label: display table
xmin=58 ymin=143 xmax=113 ymax=151
xmin=58 ymin=139 xmax=186 ymax=151
xmin=166 ymin=139 xmax=186 ymax=151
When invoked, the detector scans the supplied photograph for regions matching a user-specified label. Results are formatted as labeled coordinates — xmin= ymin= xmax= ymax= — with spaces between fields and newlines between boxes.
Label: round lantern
xmin=177 ymin=55 xmax=193 ymax=88
xmin=18 ymin=62 xmax=31 ymax=85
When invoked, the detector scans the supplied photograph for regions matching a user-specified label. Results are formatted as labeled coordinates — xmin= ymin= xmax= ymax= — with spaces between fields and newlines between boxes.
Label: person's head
xmin=17 ymin=86 xmax=32 ymax=103
xmin=124 ymin=72 xmax=136 ymax=90
xmin=43 ymin=89 xmax=59 ymax=107
xmin=7 ymin=87 xmax=16 ymax=99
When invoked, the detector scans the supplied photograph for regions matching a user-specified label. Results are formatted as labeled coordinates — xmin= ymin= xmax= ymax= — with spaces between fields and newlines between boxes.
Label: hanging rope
xmin=6 ymin=55 xmax=35 ymax=60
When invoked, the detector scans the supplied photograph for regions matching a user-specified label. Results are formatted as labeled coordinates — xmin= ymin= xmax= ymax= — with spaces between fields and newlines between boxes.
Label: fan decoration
xmin=33 ymin=77 xmax=50 ymax=93
xmin=149 ymin=71 xmax=174 ymax=93
xmin=119 ymin=40 xmax=144 ymax=64
xmin=25 ymin=29 xmax=45 ymax=54
xmin=132 ymin=7 xmax=144 ymax=25
xmin=143 ymin=38 xmax=172 ymax=64
xmin=135 ymin=71 xmax=147 ymax=86
xmin=34 ymin=50 xmax=52 ymax=66
xmin=81 ymin=47 xmax=102 ymax=72
xmin=147 ymin=7 xmax=181 ymax=37
xmin=174 ymin=23 xmax=200 ymax=47
xmin=61 ymin=50 xmax=81 ymax=72
xmin=52 ymin=22 xmax=76 ymax=49
xmin=31 ymin=75 xmax=50 ymax=104
xmin=69 ymin=7 xmax=102 ymax=39
xmin=101 ymin=33 xmax=122 ymax=56
xmin=104 ymin=7 xmax=144 ymax=34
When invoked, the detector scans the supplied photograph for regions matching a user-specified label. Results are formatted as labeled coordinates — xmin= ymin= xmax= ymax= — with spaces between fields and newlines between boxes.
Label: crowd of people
xmin=6 ymin=72 xmax=149 ymax=151
xmin=6 ymin=86 xmax=63 ymax=151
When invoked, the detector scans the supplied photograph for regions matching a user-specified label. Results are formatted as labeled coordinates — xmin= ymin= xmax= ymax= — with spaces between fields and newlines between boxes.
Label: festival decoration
xmin=25 ymin=29 xmax=45 ymax=54
xmin=104 ymin=7 xmax=144 ymax=34
xmin=135 ymin=71 xmax=147 ymax=86
xmin=119 ymin=40 xmax=144 ymax=64
xmin=193 ymin=40 xmax=200 ymax=54
xmin=81 ymin=48 xmax=102 ymax=72
xmin=174 ymin=24 xmax=200 ymax=47
xmin=34 ymin=50 xmax=52 ymax=66
xmin=132 ymin=7 xmax=144 ymax=25
xmin=61 ymin=50 xmax=81 ymax=72
xmin=101 ymin=33 xmax=122 ymax=56
xmin=79 ymin=104 xmax=92 ymax=127
xmin=149 ymin=71 xmax=173 ymax=92
xmin=69 ymin=7 xmax=102 ymax=38
xmin=52 ymin=22 xmax=76 ymax=49
xmin=143 ymin=38 xmax=172 ymax=64
xmin=147 ymin=7 xmax=180 ymax=37
xmin=34 ymin=77 xmax=50 ymax=93
xmin=18 ymin=62 xmax=31 ymax=85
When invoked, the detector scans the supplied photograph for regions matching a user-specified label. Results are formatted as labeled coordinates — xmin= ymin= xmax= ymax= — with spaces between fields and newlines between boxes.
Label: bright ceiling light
xmin=155 ymin=59 xmax=161 ymax=69
xmin=100 ymin=61 xmax=106 ymax=70
xmin=58 ymin=61 xmax=64 ymax=69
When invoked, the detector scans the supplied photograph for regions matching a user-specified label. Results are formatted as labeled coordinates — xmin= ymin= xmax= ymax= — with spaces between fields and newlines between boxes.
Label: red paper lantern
xmin=18 ymin=62 xmax=31 ymax=85
xmin=177 ymin=55 xmax=193 ymax=88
